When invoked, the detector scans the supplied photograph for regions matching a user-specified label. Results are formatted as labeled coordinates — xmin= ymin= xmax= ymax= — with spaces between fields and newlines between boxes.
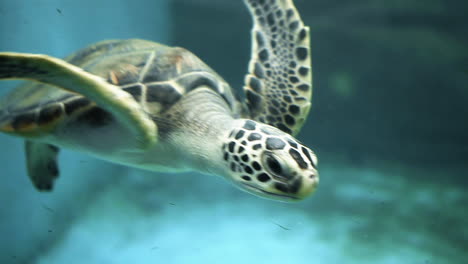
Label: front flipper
xmin=25 ymin=141 xmax=60 ymax=191
xmin=243 ymin=0 xmax=312 ymax=136
xmin=0 ymin=52 xmax=157 ymax=149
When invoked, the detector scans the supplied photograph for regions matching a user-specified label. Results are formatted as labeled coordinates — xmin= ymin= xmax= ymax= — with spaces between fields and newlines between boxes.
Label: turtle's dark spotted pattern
xmin=0 ymin=1 xmax=317 ymax=200
xmin=244 ymin=0 xmax=311 ymax=136
xmin=222 ymin=120 xmax=317 ymax=196
xmin=266 ymin=137 xmax=286 ymax=150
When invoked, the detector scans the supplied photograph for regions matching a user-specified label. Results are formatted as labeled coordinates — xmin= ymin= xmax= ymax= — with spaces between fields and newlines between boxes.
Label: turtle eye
xmin=262 ymin=152 xmax=296 ymax=181
xmin=265 ymin=155 xmax=282 ymax=175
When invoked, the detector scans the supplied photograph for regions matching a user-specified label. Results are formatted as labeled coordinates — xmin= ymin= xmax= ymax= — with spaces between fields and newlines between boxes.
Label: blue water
xmin=1 ymin=0 xmax=467 ymax=263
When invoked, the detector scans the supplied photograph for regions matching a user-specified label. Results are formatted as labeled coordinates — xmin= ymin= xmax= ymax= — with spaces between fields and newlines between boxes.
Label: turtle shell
xmin=0 ymin=39 xmax=238 ymax=136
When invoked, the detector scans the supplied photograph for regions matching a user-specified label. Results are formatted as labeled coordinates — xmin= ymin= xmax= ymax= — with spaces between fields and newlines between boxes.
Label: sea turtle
xmin=0 ymin=0 xmax=318 ymax=201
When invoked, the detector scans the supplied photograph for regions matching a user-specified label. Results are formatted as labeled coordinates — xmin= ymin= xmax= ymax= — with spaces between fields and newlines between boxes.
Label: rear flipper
xmin=25 ymin=141 xmax=60 ymax=191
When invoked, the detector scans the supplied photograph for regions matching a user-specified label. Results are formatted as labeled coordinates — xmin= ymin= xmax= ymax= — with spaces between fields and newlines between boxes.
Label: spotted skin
xmin=243 ymin=0 xmax=312 ymax=136
xmin=0 ymin=1 xmax=318 ymax=201
xmin=223 ymin=120 xmax=318 ymax=200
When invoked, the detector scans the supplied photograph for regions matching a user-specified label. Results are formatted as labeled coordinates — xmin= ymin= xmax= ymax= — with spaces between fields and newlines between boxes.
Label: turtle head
xmin=221 ymin=119 xmax=318 ymax=202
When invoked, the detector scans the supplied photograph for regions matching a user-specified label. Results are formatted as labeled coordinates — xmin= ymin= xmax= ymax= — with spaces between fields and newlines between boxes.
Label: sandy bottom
xmin=19 ymin=157 xmax=465 ymax=264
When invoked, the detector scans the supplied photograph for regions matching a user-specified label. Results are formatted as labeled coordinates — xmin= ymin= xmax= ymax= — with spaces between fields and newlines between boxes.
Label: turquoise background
xmin=0 ymin=0 xmax=467 ymax=263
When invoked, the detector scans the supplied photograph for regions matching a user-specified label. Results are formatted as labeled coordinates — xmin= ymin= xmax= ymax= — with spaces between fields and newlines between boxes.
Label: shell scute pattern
xmin=0 ymin=40 xmax=238 ymax=135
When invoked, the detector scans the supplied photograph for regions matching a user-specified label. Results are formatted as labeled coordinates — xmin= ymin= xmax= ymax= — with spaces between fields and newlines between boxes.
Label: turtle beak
xmin=296 ymin=170 xmax=319 ymax=199
xmin=237 ymin=169 xmax=319 ymax=202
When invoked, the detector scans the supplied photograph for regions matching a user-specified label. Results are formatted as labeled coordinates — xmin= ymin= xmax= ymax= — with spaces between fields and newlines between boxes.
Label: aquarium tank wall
xmin=0 ymin=0 xmax=467 ymax=263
